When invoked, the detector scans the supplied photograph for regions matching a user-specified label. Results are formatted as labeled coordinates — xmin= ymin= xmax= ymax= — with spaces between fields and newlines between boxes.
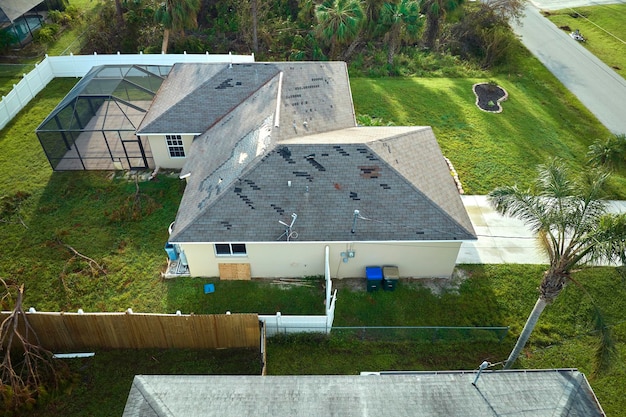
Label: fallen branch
xmin=0 ymin=279 xmax=65 ymax=411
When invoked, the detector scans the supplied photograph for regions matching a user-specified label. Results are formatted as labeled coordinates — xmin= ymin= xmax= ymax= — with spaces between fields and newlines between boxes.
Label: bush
xmin=33 ymin=24 xmax=61 ymax=45
xmin=0 ymin=30 xmax=17 ymax=52
xmin=587 ymin=134 xmax=626 ymax=171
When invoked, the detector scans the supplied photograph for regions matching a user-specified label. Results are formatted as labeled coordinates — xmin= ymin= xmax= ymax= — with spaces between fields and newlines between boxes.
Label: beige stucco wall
xmin=145 ymin=134 xmax=195 ymax=169
xmin=177 ymin=241 xmax=463 ymax=279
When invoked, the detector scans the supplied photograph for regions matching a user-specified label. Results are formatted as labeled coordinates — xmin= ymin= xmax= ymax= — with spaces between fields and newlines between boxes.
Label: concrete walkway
xmin=512 ymin=3 xmax=626 ymax=135
xmin=458 ymin=195 xmax=626 ymax=264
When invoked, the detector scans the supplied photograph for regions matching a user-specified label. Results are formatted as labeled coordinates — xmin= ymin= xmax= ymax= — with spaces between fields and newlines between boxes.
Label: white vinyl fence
xmin=0 ymin=52 xmax=255 ymax=130
xmin=260 ymin=246 xmax=338 ymax=336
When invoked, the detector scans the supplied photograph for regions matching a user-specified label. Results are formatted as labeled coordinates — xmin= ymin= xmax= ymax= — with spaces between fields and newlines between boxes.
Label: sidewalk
xmin=458 ymin=195 xmax=626 ymax=264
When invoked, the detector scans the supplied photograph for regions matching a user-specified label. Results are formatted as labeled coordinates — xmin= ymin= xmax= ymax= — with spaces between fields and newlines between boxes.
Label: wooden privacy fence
xmin=0 ymin=311 xmax=260 ymax=351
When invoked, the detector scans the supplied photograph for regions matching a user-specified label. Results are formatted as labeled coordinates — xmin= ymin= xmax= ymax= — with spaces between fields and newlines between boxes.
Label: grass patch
xmin=21 ymin=348 xmax=261 ymax=417
xmin=166 ymin=277 xmax=326 ymax=315
xmin=350 ymin=62 xmax=618 ymax=195
xmin=545 ymin=5 xmax=626 ymax=79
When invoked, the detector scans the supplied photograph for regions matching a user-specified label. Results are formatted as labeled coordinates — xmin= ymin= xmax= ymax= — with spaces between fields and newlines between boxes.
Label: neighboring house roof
xmin=122 ymin=369 xmax=605 ymax=417
xmin=0 ymin=0 xmax=42 ymax=23
xmin=170 ymin=126 xmax=476 ymax=243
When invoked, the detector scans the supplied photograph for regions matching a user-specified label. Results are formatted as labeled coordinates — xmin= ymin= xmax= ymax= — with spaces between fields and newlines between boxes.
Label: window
xmin=215 ymin=243 xmax=247 ymax=256
xmin=166 ymin=135 xmax=185 ymax=158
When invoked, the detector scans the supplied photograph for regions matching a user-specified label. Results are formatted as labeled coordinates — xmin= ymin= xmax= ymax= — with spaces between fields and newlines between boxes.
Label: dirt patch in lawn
xmin=473 ymin=83 xmax=508 ymax=113
xmin=331 ymin=269 xmax=469 ymax=295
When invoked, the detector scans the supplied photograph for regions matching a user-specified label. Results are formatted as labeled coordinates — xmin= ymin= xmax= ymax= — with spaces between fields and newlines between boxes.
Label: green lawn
xmin=350 ymin=68 xmax=618 ymax=195
xmin=545 ymin=4 xmax=626 ymax=79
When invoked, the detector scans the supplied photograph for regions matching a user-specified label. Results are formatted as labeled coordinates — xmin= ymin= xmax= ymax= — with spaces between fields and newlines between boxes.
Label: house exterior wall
xmin=145 ymin=134 xmax=195 ymax=169
xmin=177 ymin=241 xmax=462 ymax=279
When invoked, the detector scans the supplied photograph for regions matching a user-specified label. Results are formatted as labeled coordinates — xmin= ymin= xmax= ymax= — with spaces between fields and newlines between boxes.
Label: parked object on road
xmin=570 ymin=29 xmax=586 ymax=42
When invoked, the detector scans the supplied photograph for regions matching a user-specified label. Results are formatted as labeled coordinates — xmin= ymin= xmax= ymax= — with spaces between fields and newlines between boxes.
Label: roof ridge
xmin=132 ymin=376 xmax=176 ymax=417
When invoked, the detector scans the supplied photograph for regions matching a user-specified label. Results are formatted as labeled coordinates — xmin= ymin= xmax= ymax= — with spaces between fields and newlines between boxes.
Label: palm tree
xmin=420 ymin=0 xmax=463 ymax=50
xmin=315 ymin=0 xmax=365 ymax=60
xmin=488 ymin=159 xmax=626 ymax=369
xmin=154 ymin=0 xmax=201 ymax=53
xmin=380 ymin=0 xmax=422 ymax=65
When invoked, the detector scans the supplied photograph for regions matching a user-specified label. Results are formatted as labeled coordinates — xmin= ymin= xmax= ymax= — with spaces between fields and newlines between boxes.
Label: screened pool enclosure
xmin=37 ymin=64 xmax=171 ymax=170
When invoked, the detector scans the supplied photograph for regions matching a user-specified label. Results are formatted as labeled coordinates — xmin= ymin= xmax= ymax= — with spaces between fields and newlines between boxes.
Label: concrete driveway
xmin=512 ymin=3 xmax=626 ymax=135
xmin=458 ymin=195 xmax=626 ymax=264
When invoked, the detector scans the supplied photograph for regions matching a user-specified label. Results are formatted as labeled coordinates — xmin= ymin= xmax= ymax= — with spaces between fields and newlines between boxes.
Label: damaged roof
xmin=170 ymin=126 xmax=476 ymax=243
xmin=143 ymin=61 xmax=474 ymax=243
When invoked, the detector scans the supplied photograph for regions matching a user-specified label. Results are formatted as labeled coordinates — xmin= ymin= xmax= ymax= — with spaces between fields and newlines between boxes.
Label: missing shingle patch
xmin=333 ymin=145 xmax=350 ymax=157
xmin=270 ymin=204 xmax=285 ymax=215
xmin=379 ymin=183 xmax=391 ymax=190
xmin=359 ymin=166 xmax=381 ymax=179
xmin=244 ymin=179 xmax=261 ymax=191
xmin=350 ymin=192 xmax=360 ymax=201
xmin=277 ymin=147 xmax=296 ymax=164
xmin=305 ymin=154 xmax=326 ymax=172
xmin=216 ymin=78 xmax=234 ymax=89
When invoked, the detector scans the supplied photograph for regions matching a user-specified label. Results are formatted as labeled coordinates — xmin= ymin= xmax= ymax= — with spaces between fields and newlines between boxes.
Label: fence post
xmin=276 ymin=312 xmax=282 ymax=334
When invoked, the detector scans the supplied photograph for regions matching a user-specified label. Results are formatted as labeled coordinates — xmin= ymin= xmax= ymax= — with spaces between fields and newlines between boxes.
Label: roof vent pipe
xmin=472 ymin=361 xmax=491 ymax=386
xmin=351 ymin=210 xmax=360 ymax=234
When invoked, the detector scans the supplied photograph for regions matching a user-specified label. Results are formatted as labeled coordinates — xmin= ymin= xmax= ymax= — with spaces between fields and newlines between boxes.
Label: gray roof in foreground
xmin=122 ymin=369 xmax=605 ymax=417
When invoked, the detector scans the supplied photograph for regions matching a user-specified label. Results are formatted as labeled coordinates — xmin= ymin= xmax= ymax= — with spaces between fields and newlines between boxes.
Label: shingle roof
xmin=122 ymin=370 xmax=605 ymax=417
xmin=137 ymin=61 xmax=355 ymax=136
xmin=137 ymin=63 xmax=280 ymax=134
xmin=142 ymin=61 xmax=474 ymax=244
xmin=170 ymin=126 xmax=475 ymax=242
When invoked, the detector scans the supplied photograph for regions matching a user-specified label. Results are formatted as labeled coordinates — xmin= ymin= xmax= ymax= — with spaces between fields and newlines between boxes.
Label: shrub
xmin=33 ymin=24 xmax=60 ymax=45
xmin=587 ymin=134 xmax=626 ymax=171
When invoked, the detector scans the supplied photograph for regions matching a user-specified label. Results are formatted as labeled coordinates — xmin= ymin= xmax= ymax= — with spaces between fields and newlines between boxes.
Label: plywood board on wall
xmin=219 ymin=263 xmax=251 ymax=280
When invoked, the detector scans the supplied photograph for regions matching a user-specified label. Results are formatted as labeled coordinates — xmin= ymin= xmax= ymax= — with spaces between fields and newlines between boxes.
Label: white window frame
xmin=166 ymin=134 xmax=185 ymax=158
xmin=214 ymin=243 xmax=247 ymax=257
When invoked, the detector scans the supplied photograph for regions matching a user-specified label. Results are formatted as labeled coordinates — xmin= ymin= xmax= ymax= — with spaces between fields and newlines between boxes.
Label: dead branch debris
xmin=54 ymin=240 xmax=107 ymax=293
xmin=0 ymin=192 xmax=30 ymax=229
xmin=0 ymin=279 xmax=65 ymax=411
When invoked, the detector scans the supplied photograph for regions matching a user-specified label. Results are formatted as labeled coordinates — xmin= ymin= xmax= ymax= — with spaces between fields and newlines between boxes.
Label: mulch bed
xmin=472 ymin=83 xmax=508 ymax=113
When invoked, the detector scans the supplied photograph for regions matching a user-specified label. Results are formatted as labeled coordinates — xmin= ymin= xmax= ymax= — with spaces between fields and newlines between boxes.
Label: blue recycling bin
xmin=366 ymin=266 xmax=383 ymax=292
xmin=164 ymin=243 xmax=178 ymax=261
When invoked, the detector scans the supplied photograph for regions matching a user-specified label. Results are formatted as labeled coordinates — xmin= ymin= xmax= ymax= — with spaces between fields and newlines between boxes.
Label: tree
xmin=380 ymin=0 xmax=422 ymax=65
xmin=488 ymin=159 xmax=626 ymax=369
xmin=420 ymin=0 xmax=463 ymax=50
xmin=113 ymin=0 xmax=124 ymax=24
xmin=315 ymin=0 xmax=365 ymax=60
xmin=154 ymin=0 xmax=201 ymax=53
xmin=446 ymin=2 xmax=517 ymax=68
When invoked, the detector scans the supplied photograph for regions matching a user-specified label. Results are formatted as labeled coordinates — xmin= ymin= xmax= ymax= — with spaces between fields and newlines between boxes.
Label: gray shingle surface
xmin=137 ymin=63 xmax=280 ymax=134
xmin=142 ymin=62 xmax=475 ymax=244
xmin=122 ymin=370 xmax=605 ymax=417
xmin=171 ymin=127 xmax=475 ymax=242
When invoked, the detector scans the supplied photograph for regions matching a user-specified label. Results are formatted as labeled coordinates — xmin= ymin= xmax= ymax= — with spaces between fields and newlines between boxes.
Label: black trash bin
xmin=366 ymin=266 xmax=383 ymax=292
xmin=383 ymin=266 xmax=399 ymax=291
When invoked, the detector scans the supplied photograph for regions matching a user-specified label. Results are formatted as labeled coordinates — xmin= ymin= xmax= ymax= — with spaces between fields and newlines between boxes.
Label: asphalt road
xmin=512 ymin=3 xmax=626 ymax=135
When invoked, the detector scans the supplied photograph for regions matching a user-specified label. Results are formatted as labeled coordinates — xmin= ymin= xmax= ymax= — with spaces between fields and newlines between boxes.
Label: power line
xmin=567 ymin=7 xmax=626 ymax=45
